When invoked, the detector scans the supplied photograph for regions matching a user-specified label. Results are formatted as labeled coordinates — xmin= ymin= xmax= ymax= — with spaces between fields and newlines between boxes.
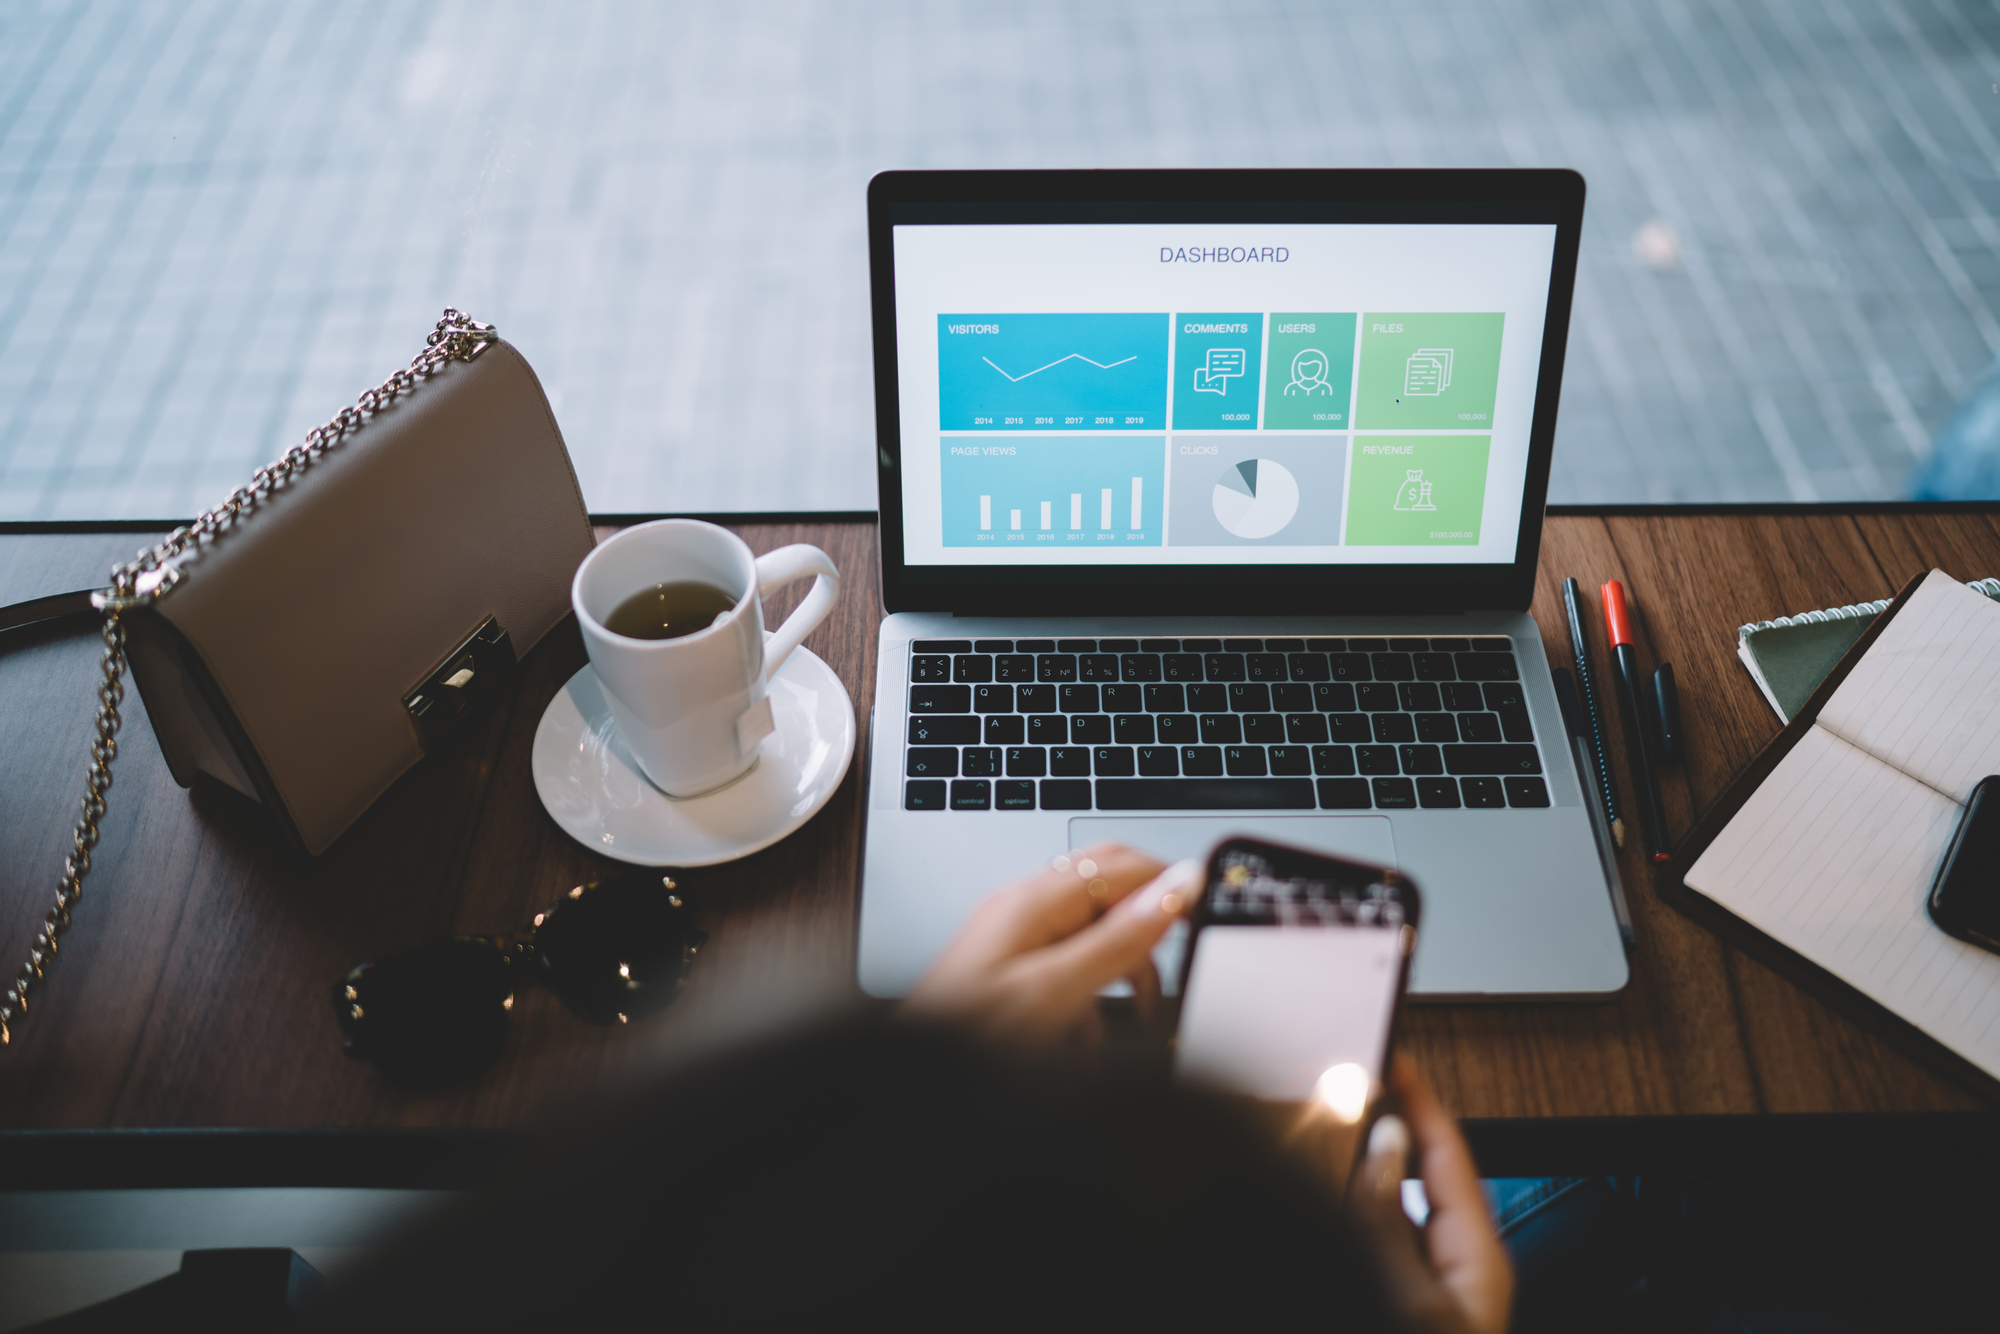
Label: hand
xmin=903 ymin=842 xmax=1201 ymax=1050
xmin=1348 ymin=1056 xmax=1514 ymax=1334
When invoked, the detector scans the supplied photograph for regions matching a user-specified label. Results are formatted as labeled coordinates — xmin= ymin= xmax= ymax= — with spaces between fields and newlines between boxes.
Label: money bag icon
xmin=1393 ymin=469 xmax=1426 ymax=512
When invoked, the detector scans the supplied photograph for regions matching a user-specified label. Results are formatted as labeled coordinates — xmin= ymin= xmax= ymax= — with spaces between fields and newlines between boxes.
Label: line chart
xmin=981 ymin=352 xmax=1139 ymax=382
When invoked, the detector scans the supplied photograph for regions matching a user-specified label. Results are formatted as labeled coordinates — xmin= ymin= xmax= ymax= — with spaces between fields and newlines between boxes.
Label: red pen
xmin=1601 ymin=580 xmax=1672 ymax=864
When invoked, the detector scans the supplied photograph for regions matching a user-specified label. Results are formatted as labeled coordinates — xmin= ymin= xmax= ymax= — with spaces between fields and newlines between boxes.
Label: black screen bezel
xmin=868 ymin=168 xmax=1584 ymax=616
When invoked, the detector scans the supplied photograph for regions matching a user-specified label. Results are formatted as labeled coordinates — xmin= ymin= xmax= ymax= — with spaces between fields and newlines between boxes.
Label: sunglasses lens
xmin=334 ymin=938 xmax=517 ymax=1085
xmin=533 ymin=870 xmax=701 ymax=1024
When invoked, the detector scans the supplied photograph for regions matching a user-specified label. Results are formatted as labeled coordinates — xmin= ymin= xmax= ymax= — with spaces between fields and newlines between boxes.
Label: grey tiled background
xmin=2 ymin=0 xmax=1998 ymax=518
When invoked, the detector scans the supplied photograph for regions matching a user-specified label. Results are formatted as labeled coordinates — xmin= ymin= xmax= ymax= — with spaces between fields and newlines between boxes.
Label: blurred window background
xmin=2 ymin=0 xmax=1999 ymax=519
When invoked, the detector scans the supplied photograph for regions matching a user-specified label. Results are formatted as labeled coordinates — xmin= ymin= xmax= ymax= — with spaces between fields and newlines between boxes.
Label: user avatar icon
xmin=1284 ymin=348 xmax=1333 ymax=397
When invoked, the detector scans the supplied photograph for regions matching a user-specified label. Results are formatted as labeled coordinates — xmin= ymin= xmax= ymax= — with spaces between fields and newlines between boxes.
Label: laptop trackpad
xmin=1068 ymin=815 xmax=1397 ymax=870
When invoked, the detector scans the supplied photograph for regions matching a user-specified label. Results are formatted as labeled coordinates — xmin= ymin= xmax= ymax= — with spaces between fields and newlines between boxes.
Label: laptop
xmin=856 ymin=169 xmax=1628 ymax=1001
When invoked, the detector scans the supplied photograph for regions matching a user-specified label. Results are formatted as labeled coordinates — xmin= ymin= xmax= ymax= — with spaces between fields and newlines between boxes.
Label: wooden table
xmin=3 ymin=509 xmax=1997 ymax=1139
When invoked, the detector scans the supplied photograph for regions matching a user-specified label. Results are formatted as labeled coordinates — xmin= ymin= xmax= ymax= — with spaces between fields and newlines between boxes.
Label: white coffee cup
xmin=573 ymin=520 xmax=841 ymax=798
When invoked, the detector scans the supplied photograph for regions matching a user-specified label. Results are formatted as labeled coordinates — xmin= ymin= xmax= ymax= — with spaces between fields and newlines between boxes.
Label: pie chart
xmin=1211 ymin=458 xmax=1300 ymax=539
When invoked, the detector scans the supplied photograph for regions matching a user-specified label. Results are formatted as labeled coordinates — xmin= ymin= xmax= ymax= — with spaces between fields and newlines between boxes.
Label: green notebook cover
xmin=1738 ymin=576 xmax=2000 ymax=722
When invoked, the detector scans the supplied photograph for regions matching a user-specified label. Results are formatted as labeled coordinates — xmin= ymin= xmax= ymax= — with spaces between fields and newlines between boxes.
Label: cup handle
xmin=753 ymin=544 xmax=841 ymax=685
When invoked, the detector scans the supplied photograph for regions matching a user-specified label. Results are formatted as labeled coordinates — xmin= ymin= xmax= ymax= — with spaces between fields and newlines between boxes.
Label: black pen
xmin=1601 ymin=579 xmax=1672 ymax=864
xmin=1552 ymin=666 xmax=1634 ymax=947
xmin=1562 ymin=577 xmax=1624 ymax=849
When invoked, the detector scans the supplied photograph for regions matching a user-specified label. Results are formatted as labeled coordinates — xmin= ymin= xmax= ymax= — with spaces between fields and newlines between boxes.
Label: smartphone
xmin=1172 ymin=838 xmax=1419 ymax=1120
xmin=1928 ymin=775 xmax=2000 ymax=954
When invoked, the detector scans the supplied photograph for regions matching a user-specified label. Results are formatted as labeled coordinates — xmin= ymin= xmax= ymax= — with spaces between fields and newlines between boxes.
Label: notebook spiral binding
xmin=1738 ymin=577 xmax=2000 ymax=642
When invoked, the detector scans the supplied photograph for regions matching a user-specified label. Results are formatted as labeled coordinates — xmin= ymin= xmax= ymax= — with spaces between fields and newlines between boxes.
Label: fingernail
xmin=1123 ymin=859 xmax=1202 ymax=917
xmin=1367 ymin=1114 xmax=1409 ymax=1163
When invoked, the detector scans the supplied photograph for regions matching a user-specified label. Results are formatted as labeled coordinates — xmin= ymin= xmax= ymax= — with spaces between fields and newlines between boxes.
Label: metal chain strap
xmin=0 ymin=309 xmax=498 ymax=1046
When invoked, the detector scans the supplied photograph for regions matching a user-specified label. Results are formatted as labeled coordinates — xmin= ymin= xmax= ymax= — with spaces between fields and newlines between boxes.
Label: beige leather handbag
xmin=1 ymin=310 xmax=595 ymax=1044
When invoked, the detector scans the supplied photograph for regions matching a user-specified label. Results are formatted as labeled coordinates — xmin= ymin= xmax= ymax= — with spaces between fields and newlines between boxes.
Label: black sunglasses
xmin=334 ymin=868 xmax=706 ymax=1085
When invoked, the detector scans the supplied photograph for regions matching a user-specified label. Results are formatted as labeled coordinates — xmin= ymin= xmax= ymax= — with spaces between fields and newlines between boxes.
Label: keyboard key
xmin=1357 ymin=683 xmax=1400 ymax=712
xmin=1416 ymin=713 xmax=1458 ymax=743
xmin=1429 ymin=638 xmax=1470 ymax=653
xmin=1286 ymin=713 xmax=1330 ymax=743
xmin=1224 ymin=745 xmax=1267 ymax=776
xmin=1461 ymin=776 xmax=1506 ymax=808
xmin=1246 ymin=653 xmax=1288 ymax=681
xmin=1057 ymin=639 xmax=1096 ymax=653
xmin=973 ymin=684 xmax=1013 ymax=714
xmin=1399 ymin=744 xmax=1444 ymax=775
xmin=1069 ymin=714 xmax=1112 ymax=744
xmin=1199 ymin=714 xmax=1242 ymax=744
xmin=1095 ymin=778 xmax=1315 ymax=809
xmin=1102 ymin=683 xmax=1144 ymax=713
xmin=1041 ymin=779 xmax=1092 ymax=810
xmin=1099 ymin=639 xmax=1138 ymax=653
xmin=1314 ymin=682 xmax=1358 ymax=712
xmin=1413 ymin=652 xmax=1457 ymax=682
xmin=1398 ymin=682 xmax=1441 ymax=712
xmin=914 ymin=640 xmax=971 ymax=653
xmin=909 ymin=716 xmax=979 ymax=745
xmin=1443 ymin=682 xmax=1486 ymax=712
xmin=1328 ymin=653 xmax=1372 ymax=682
xmin=953 ymin=655 xmax=993 ymax=683
xmin=1358 ymin=745 xmax=1399 ymax=775
xmin=1038 ymin=654 xmax=1078 ymax=682
xmin=1006 ymin=747 xmax=1047 ymax=777
xmin=1505 ymin=776 xmax=1552 ymax=807
xmin=995 ymin=654 xmax=1036 ymax=682
xmin=1145 ymin=684 xmax=1186 ymax=712
xmin=1372 ymin=713 xmax=1415 ymax=744
xmin=1060 ymin=684 xmax=1100 ymax=713
xmin=1114 ymin=715 xmax=1155 ymax=744
xmin=1155 ymin=714 xmax=1199 ymax=744
xmin=950 ymin=780 xmax=991 ymax=810
xmin=1228 ymin=683 xmax=1272 ymax=712
xmin=1223 ymin=638 xmax=1263 ymax=652
xmin=1371 ymin=652 xmax=1415 ymax=680
xmin=1417 ymin=777 xmax=1460 ymax=808
xmin=1483 ymin=682 xmax=1535 ymax=741
xmin=1017 ymin=684 xmax=1056 ymax=713
xmin=1050 ymin=747 xmax=1092 ymax=776
xmin=1307 ymin=637 xmax=1345 ymax=652
xmin=984 ymin=715 xmax=1024 ymax=745
xmin=1442 ymin=744 xmax=1542 ymax=775
xmin=1373 ymin=777 xmax=1418 ymax=809
xmin=1016 ymin=639 xmax=1055 ymax=653
xmin=911 ymin=685 xmax=971 ymax=713
xmin=1348 ymin=637 xmax=1388 ymax=653
xmin=911 ymin=654 xmax=951 ymax=682
xmin=906 ymin=747 xmax=958 ymax=778
xmin=1268 ymin=745 xmax=1311 ymax=775
xmin=1318 ymin=777 xmax=1371 ymax=809
xmin=1120 ymin=654 xmax=1162 ymax=682
xmin=905 ymin=779 xmax=947 ymax=810
xmin=1137 ymin=745 xmax=1179 ymax=776
xmin=1162 ymin=653 xmax=1205 ymax=682
xmin=1204 ymin=653 xmax=1247 ymax=682
xmin=1329 ymin=715 xmax=1372 ymax=744
xmin=1456 ymin=652 xmax=1519 ymax=681
xmin=1271 ymin=683 xmax=1312 ymax=712
xmin=1140 ymin=638 xmax=1180 ymax=653
xmin=1180 ymin=638 xmax=1221 ymax=653
xmin=1027 ymin=715 xmax=1067 ymax=745
xmin=1243 ymin=714 xmax=1286 ymax=745
xmin=997 ymin=780 xmax=1036 ymax=810
xmin=1286 ymin=652 xmax=1330 ymax=681
xmin=1390 ymin=637 xmax=1428 ymax=653
xmin=1471 ymin=637 xmax=1512 ymax=652
xmin=961 ymin=747 xmax=1002 ymax=777
xmin=1093 ymin=746 xmax=1136 ymax=776
xmin=1180 ymin=745 xmax=1225 ymax=776
xmin=1312 ymin=744 xmax=1356 ymax=776
xmin=1456 ymin=712 xmax=1502 ymax=743
xmin=974 ymin=639 xmax=1012 ymax=653
xmin=1081 ymin=653 xmax=1121 ymax=681
xmin=1187 ymin=683 xmax=1229 ymax=712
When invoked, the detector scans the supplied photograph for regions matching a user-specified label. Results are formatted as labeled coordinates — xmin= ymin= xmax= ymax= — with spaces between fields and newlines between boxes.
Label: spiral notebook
xmin=1687 ymin=571 xmax=2000 ymax=1084
xmin=1737 ymin=577 xmax=2000 ymax=722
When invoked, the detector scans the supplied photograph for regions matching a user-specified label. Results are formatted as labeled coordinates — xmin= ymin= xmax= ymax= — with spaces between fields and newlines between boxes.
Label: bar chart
xmin=940 ymin=437 xmax=1165 ymax=547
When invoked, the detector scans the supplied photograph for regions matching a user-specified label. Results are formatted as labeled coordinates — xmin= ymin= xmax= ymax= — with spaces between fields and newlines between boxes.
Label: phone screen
xmin=1174 ymin=841 xmax=1417 ymax=1111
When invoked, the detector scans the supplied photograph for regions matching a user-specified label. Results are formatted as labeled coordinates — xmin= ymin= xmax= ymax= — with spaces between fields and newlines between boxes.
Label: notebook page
xmin=1685 ymin=725 xmax=2000 ymax=1079
xmin=1818 ymin=570 xmax=2000 ymax=803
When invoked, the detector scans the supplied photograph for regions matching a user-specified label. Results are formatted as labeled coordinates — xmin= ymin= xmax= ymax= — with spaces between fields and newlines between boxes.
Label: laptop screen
xmin=891 ymin=221 xmax=1556 ymax=571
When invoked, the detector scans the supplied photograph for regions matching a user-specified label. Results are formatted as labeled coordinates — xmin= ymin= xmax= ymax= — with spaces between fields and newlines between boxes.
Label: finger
xmin=1024 ymin=859 xmax=1200 ymax=1012
xmin=1125 ymin=951 xmax=1161 ymax=1027
xmin=1390 ymin=1055 xmax=1486 ymax=1221
xmin=1391 ymin=1056 xmax=1513 ymax=1334
xmin=1009 ymin=842 xmax=1170 ymax=946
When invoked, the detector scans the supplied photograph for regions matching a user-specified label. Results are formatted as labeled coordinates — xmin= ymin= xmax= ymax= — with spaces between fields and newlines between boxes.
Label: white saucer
xmin=531 ymin=648 xmax=856 ymax=866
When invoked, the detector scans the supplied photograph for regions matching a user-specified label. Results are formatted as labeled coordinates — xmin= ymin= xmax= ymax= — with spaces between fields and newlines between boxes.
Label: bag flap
xmin=153 ymin=339 xmax=595 ymax=853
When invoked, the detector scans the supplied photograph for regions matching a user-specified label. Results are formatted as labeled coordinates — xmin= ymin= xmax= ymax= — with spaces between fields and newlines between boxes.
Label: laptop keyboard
xmin=901 ymin=637 xmax=1548 ymax=814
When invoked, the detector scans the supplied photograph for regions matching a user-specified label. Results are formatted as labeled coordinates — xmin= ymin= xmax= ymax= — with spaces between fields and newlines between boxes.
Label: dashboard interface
xmin=892 ymin=223 xmax=1558 ymax=570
